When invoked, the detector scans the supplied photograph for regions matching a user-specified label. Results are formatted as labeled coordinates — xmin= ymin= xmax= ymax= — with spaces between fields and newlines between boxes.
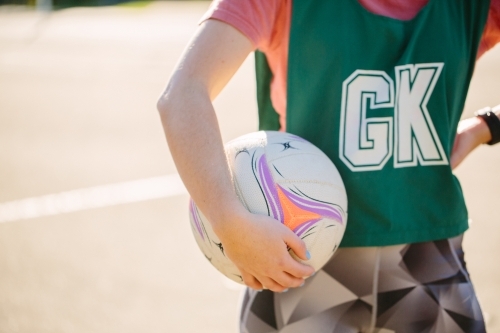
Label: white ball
xmin=189 ymin=131 xmax=348 ymax=284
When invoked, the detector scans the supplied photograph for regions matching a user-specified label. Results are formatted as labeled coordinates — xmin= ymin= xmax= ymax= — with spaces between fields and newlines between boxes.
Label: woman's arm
xmin=451 ymin=105 xmax=500 ymax=169
xmin=157 ymin=20 xmax=314 ymax=291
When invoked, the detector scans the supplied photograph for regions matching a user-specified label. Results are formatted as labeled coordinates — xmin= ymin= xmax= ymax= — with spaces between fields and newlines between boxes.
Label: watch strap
xmin=475 ymin=107 xmax=500 ymax=145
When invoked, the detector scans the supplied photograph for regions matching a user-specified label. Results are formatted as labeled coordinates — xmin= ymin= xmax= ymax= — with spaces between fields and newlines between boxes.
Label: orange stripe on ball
xmin=276 ymin=186 xmax=321 ymax=231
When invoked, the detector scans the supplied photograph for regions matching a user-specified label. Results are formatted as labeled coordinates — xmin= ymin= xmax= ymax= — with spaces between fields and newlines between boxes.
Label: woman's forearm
xmin=157 ymin=19 xmax=257 ymax=238
xmin=158 ymin=81 xmax=246 ymax=231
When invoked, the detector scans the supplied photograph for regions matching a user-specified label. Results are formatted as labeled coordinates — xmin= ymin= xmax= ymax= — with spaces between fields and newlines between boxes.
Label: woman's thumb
xmin=284 ymin=229 xmax=311 ymax=261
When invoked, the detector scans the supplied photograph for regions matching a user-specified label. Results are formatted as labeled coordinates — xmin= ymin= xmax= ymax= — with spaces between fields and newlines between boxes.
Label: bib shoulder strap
xmin=255 ymin=51 xmax=281 ymax=131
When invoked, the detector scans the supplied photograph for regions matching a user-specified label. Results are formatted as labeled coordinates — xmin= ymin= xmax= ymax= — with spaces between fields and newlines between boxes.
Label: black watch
xmin=474 ymin=107 xmax=500 ymax=145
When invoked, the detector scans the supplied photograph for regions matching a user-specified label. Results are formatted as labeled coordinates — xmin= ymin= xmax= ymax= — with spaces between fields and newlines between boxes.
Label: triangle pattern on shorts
xmin=244 ymin=311 xmax=278 ymax=333
xmin=283 ymin=270 xmax=358 ymax=325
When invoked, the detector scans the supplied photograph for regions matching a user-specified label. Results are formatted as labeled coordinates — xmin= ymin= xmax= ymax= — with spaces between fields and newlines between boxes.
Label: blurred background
xmin=0 ymin=1 xmax=499 ymax=332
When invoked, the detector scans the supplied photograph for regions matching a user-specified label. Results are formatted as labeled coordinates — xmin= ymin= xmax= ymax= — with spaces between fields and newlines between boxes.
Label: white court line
xmin=0 ymin=174 xmax=187 ymax=223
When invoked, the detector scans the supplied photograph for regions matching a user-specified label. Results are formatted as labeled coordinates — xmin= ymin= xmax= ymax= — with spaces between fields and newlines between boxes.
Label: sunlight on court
xmin=0 ymin=174 xmax=186 ymax=223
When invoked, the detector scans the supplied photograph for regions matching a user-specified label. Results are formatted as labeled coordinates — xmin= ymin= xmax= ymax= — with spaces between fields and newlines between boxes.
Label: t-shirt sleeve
xmin=478 ymin=0 xmax=500 ymax=57
xmin=199 ymin=0 xmax=283 ymax=51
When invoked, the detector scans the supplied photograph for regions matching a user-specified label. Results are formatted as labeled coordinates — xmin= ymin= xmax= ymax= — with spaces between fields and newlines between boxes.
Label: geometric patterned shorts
xmin=239 ymin=234 xmax=486 ymax=333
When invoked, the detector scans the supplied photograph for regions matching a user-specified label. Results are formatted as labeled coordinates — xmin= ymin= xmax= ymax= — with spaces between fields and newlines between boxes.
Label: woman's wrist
xmin=208 ymin=200 xmax=251 ymax=240
xmin=474 ymin=105 xmax=500 ymax=145
xmin=458 ymin=116 xmax=491 ymax=146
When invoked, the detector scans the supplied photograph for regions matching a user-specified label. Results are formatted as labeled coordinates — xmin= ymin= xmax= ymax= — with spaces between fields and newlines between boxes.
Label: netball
xmin=189 ymin=131 xmax=348 ymax=284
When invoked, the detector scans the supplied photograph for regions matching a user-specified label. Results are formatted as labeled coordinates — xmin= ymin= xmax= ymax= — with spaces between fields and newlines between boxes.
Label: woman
xmin=157 ymin=0 xmax=500 ymax=331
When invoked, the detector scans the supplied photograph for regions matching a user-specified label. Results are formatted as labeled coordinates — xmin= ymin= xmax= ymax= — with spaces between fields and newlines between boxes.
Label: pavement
xmin=0 ymin=2 xmax=499 ymax=332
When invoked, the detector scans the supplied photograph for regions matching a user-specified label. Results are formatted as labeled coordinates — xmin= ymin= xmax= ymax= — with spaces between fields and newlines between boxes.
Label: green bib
xmin=256 ymin=0 xmax=490 ymax=247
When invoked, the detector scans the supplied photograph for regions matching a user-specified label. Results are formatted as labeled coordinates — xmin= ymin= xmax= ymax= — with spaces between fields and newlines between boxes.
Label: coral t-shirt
xmin=202 ymin=0 xmax=500 ymax=129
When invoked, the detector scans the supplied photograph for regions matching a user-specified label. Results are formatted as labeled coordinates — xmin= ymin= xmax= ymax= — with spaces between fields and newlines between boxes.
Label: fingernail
xmin=282 ymin=289 xmax=289 ymax=293
xmin=311 ymin=272 xmax=316 ymax=277
xmin=306 ymin=250 xmax=311 ymax=260
xmin=300 ymin=281 xmax=305 ymax=287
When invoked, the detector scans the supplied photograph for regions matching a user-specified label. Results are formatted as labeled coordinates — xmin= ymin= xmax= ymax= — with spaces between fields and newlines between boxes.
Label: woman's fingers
xmin=283 ymin=227 xmax=310 ymax=261
xmin=239 ymin=269 xmax=263 ymax=290
xmin=281 ymin=229 xmax=315 ymax=278
xmin=239 ymin=267 xmax=305 ymax=292
xmin=221 ymin=214 xmax=314 ymax=290
xmin=282 ymin=256 xmax=315 ymax=279
xmin=271 ymin=271 xmax=305 ymax=289
xmin=256 ymin=276 xmax=288 ymax=293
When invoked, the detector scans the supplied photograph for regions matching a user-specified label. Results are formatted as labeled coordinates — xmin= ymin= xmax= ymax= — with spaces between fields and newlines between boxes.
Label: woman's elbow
xmin=157 ymin=83 xmax=174 ymax=118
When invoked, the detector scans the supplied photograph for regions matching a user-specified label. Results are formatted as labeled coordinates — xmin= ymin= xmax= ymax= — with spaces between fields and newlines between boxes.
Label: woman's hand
xmin=214 ymin=210 xmax=314 ymax=292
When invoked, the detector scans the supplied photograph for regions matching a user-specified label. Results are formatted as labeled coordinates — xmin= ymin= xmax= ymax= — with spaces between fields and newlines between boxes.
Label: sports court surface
xmin=0 ymin=2 xmax=499 ymax=332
